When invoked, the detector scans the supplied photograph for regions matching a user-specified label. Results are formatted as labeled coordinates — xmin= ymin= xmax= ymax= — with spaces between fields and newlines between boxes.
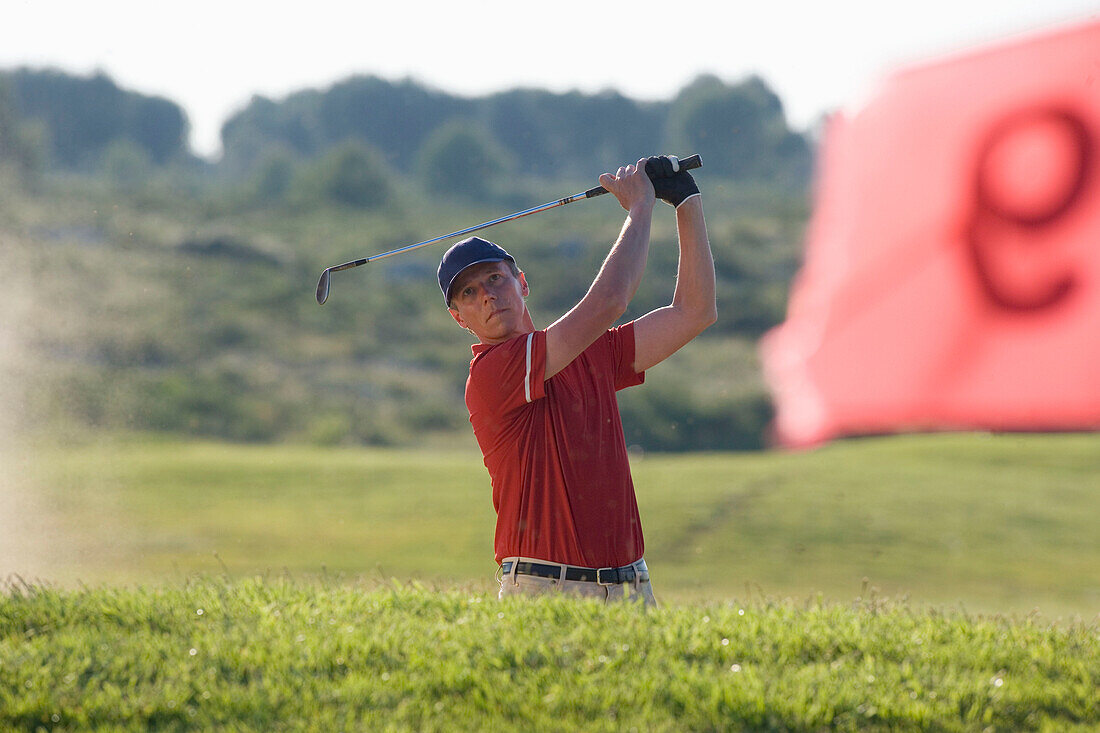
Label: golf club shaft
xmin=338 ymin=154 xmax=700 ymax=269
xmin=317 ymin=153 xmax=701 ymax=303
xmin=329 ymin=194 xmax=590 ymax=273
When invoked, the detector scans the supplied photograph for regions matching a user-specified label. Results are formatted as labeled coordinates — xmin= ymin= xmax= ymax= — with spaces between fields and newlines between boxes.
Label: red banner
xmin=761 ymin=20 xmax=1100 ymax=448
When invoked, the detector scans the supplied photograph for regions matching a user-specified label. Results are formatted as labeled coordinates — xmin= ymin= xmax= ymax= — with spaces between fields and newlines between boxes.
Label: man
xmin=438 ymin=156 xmax=715 ymax=605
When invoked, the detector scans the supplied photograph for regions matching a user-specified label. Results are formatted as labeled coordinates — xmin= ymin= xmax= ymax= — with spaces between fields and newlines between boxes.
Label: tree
xmin=249 ymin=147 xmax=296 ymax=205
xmin=317 ymin=76 xmax=467 ymax=167
xmin=128 ymin=96 xmax=189 ymax=165
xmin=483 ymin=88 xmax=663 ymax=177
xmin=417 ymin=120 xmax=512 ymax=200
xmin=101 ymin=139 xmax=152 ymax=190
xmin=0 ymin=78 xmax=17 ymax=160
xmin=220 ymin=92 xmax=324 ymax=175
xmin=6 ymin=68 xmax=192 ymax=170
xmin=667 ymin=74 xmax=810 ymax=182
xmin=0 ymin=77 xmax=44 ymax=180
xmin=297 ymin=141 xmax=392 ymax=209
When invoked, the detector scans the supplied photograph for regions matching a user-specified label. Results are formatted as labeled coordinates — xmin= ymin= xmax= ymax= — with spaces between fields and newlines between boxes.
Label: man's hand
xmin=598 ymin=158 xmax=656 ymax=214
xmin=647 ymin=155 xmax=701 ymax=208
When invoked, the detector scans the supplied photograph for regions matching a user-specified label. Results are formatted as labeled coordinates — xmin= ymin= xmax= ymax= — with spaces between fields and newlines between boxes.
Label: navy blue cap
xmin=437 ymin=236 xmax=516 ymax=305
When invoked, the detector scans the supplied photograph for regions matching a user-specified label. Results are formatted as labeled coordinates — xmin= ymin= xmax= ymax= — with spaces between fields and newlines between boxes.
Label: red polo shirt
xmin=465 ymin=323 xmax=646 ymax=567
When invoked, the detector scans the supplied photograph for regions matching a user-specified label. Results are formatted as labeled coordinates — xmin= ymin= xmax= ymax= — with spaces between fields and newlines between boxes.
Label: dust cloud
xmin=0 ymin=238 xmax=67 ymax=583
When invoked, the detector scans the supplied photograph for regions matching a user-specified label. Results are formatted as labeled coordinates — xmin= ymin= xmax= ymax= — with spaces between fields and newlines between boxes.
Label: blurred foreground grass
xmin=1 ymin=579 xmax=1097 ymax=731
xmin=6 ymin=432 xmax=1100 ymax=617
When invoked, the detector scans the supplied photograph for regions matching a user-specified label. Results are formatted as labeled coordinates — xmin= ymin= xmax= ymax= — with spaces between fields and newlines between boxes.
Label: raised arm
xmin=631 ymin=191 xmax=717 ymax=373
xmin=543 ymin=159 xmax=655 ymax=379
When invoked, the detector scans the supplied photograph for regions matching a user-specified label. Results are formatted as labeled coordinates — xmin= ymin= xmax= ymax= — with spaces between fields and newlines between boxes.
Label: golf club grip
xmin=584 ymin=154 xmax=702 ymax=198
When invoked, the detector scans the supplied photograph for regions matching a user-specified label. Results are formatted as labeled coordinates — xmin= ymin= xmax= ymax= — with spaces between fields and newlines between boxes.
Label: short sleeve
xmin=608 ymin=322 xmax=646 ymax=391
xmin=466 ymin=331 xmax=548 ymax=416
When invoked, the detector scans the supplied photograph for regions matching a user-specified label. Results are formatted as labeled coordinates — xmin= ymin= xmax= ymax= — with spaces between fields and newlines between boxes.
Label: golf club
xmin=315 ymin=154 xmax=702 ymax=304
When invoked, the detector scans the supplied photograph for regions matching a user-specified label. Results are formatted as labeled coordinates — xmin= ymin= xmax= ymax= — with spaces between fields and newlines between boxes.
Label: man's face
xmin=447 ymin=261 xmax=530 ymax=344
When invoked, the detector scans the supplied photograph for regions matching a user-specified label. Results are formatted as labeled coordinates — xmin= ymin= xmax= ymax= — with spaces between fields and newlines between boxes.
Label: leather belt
xmin=501 ymin=558 xmax=649 ymax=586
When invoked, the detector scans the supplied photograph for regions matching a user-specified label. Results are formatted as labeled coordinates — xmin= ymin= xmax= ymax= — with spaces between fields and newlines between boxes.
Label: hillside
xmin=0 ymin=165 xmax=806 ymax=450
xmin=0 ymin=67 xmax=819 ymax=450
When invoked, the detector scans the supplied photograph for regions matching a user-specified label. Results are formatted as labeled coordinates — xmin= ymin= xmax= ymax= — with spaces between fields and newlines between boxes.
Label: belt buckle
xmin=596 ymin=567 xmax=617 ymax=586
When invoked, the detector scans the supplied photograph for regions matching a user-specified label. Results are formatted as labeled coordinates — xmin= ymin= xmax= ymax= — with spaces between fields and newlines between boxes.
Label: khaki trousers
xmin=498 ymin=557 xmax=658 ymax=608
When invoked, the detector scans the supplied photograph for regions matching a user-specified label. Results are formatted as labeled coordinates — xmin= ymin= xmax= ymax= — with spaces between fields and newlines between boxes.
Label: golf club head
xmin=316 ymin=269 xmax=331 ymax=305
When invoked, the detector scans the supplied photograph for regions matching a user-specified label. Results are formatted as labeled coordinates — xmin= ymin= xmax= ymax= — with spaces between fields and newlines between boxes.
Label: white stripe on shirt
xmin=524 ymin=332 xmax=534 ymax=403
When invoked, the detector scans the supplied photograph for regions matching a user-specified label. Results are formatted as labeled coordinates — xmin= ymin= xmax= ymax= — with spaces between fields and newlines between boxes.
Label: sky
xmin=2 ymin=0 xmax=1098 ymax=160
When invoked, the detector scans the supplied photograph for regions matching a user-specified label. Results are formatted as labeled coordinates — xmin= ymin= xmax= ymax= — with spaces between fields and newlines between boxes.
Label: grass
xmin=8 ymin=432 xmax=1100 ymax=617
xmin=1 ymin=578 xmax=1097 ymax=731
xmin=4 ymin=433 xmax=1099 ymax=730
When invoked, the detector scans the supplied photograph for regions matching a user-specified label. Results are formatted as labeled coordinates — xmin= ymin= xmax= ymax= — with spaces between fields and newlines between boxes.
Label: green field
xmin=5 ymin=432 xmax=1100 ymax=618
xmin=2 ymin=580 xmax=1098 ymax=732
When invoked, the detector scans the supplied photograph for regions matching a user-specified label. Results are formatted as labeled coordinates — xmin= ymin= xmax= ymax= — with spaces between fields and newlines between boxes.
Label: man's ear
xmin=519 ymin=271 xmax=529 ymax=297
xmin=448 ymin=307 xmax=467 ymax=329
